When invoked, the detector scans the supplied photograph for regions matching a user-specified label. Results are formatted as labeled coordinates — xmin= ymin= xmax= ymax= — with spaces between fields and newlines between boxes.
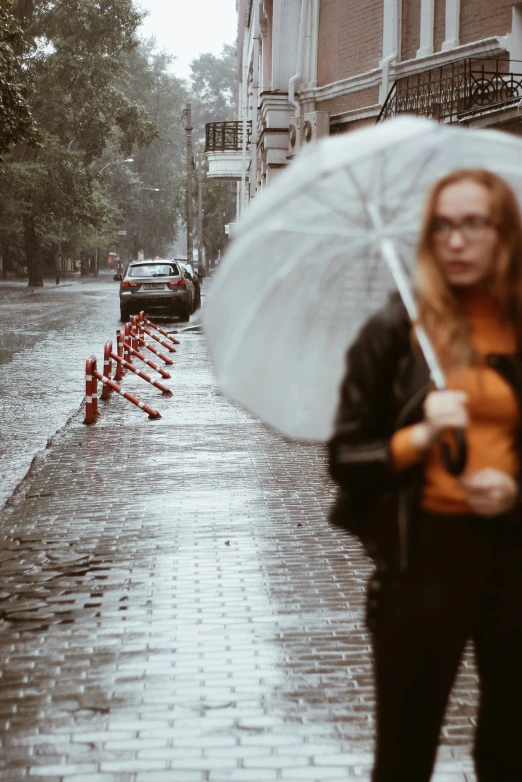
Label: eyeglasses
xmin=431 ymin=215 xmax=497 ymax=243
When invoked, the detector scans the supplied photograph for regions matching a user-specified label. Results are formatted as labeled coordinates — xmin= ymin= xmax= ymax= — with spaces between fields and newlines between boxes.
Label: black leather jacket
xmin=328 ymin=293 xmax=522 ymax=571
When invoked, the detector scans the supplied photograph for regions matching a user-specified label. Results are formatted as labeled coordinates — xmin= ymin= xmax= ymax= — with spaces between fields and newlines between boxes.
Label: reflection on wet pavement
xmin=0 ymin=278 xmax=478 ymax=780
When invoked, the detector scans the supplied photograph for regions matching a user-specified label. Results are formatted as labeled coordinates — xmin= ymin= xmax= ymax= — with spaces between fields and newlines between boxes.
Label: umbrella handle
xmin=440 ymin=428 xmax=467 ymax=476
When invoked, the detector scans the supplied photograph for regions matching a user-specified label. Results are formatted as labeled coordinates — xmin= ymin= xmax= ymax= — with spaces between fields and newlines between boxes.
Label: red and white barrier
xmin=136 ymin=320 xmax=176 ymax=353
xmin=131 ymin=316 xmax=142 ymax=344
xmin=131 ymin=320 xmax=139 ymax=354
xmin=115 ymin=331 xmax=125 ymax=382
xmin=123 ymin=323 xmax=132 ymax=365
xmin=84 ymin=355 xmax=161 ymax=423
xmin=95 ymin=372 xmax=161 ymax=419
xmin=105 ymin=340 xmax=172 ymax=396
xmin=101 ymin=343 xmax=113 ymax=400
xmin=129 ymin=329 xmax=173 ymax=366
xmin=124 ymin=320 xmax=169 ymax=365
xmin=82 ymin=307 xmax=186 ymax=423
xmin=120 ymin=337 xmax=171 ymax=379
xmin=84 ymin=356 xmax=100 ymax=424
xmin=139 ymin=311 xmax=180 ymax=345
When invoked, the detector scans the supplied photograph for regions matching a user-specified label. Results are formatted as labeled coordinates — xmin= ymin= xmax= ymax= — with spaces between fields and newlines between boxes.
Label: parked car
xmin=176 ymin=260 xmax=201 ymax=311
xmin=117 ymin=259 xmax=195 ymax=322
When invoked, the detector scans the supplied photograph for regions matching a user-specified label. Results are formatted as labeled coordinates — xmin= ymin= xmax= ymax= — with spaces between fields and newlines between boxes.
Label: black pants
xmin=367 ymin=511 xmax=522 ymax=782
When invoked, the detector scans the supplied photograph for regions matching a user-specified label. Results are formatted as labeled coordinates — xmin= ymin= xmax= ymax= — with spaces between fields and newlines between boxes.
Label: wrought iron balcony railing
xmin=378 ymin=58 xmax=522 ymax=123
xmin=205 ymin=121 xmax=252 ymax=153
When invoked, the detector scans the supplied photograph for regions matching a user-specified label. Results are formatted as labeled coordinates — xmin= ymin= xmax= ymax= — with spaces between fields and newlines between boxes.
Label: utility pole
xmin=94 ymin=227 xmax=98 ymax=277
xmin=56 ymin=219 xmax=63 ymax=285
xmin=185 ymin=103 xmax=194 ymax=264
xmin=197 ymin=147 xmax=204 ymax=276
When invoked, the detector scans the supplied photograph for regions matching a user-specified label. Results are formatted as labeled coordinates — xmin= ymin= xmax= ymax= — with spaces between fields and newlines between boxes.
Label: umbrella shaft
xmin=379 ymin=236 xmax=446 ymax=391
xmin=414 ymin=324 xmax=446 ymax=391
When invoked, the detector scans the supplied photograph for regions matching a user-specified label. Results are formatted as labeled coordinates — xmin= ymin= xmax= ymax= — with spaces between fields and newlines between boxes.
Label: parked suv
xmin=176 ymin=260 xmax=201 ymax=311
xmin=118 ymin=260 xmax=194 ymax=322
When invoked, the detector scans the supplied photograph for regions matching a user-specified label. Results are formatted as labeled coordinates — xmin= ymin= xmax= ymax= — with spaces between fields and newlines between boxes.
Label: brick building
xmin=206 ymin=1 xmax=522 ymax=215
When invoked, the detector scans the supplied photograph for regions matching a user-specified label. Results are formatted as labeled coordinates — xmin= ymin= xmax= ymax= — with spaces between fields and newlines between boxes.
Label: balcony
xmin=378 ymin=58 xmax=522 ymax=125
xmin=205 ymin=121 xmax=252 ymax=180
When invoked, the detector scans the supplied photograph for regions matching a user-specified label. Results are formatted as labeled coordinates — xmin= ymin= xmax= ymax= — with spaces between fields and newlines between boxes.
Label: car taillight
xmin=168 ymin=279 xmax=186 ymax=288
xmin=122 ymin=280 xmax=140 ymax=288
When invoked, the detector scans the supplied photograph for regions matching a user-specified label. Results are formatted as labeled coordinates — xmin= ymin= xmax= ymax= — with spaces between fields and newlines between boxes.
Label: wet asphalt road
xmin=0 ymin=276 xmax=478 ymax=780
xmin=0 ymin=274 xmax=184 ymax=509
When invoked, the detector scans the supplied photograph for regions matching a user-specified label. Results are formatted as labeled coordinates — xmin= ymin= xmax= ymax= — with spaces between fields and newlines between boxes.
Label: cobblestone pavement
xmin=0 ymin=283 xmax=478 ymax=781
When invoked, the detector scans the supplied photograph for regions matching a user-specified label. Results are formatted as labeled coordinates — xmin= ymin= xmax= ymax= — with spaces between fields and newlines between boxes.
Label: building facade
xmin=206 ymin=1 xmax=522 ymax=216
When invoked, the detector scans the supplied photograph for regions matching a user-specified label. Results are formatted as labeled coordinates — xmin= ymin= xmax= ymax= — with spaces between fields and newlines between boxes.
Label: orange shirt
xmin=391 ymin=289 xmax=519 ymax=514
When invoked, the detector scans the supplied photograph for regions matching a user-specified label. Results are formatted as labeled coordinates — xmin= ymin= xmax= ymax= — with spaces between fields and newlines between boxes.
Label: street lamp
xmin=94 ymin=158 xmax=134 ymax=276
xmin=99 ymin=158 xmax=134 ymax=174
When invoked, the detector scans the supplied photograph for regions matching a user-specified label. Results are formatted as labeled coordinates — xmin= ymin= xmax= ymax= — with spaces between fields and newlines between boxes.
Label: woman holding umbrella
xmin=329 ymin=168 xmax=522 ymax=781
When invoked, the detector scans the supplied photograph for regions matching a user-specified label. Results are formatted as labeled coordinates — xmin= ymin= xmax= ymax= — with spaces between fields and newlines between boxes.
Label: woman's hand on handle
xmin=460 ymin=469 xmax=518 ymax=517
xmin=411 ymin=390 xmax=469 ymax=452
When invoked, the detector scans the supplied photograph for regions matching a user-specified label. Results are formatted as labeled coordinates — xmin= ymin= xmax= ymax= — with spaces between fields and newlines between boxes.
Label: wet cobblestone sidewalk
xmin=0 ymin=314 xmax=478 ymax=781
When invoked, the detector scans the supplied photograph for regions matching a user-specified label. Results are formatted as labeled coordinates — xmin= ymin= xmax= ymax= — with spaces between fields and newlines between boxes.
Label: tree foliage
xmin=0 ymin=4 xmax=238 ymax=283
xmin=0 ymin=0 xmax=37 ymax=156
xmin=201 ymin=174 xmax=237 ymax=263
xmin=190 ymin=44 xmax=238 ymax=266
xmin=190 ymin=44 xmax=237 ymax=140
xmin=23 ymin=0 xmax=158 ymax=160
xmin=118 ymin=40 xmax=187 ymax=260
xmin=0 ymin=0 xmax=163 ymax=285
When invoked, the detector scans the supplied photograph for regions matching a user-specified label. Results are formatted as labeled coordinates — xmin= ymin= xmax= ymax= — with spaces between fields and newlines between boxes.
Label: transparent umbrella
xmin=203 ymin=116 xmax=522 ymax=447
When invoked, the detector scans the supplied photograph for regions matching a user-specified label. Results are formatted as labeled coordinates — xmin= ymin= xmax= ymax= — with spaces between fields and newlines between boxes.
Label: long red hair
xmin=416 ymin=169 xmax=522 ymax=369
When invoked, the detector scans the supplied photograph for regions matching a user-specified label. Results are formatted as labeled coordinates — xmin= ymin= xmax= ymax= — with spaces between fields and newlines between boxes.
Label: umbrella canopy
xmin=203 ymin=116 xmax=522 ymax=442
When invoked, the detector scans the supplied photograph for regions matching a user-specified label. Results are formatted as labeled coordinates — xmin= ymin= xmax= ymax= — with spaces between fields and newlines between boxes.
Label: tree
xmin=1 ymin=141 xmax=106 ymax=282
xmin=190 ymin=44 xmax=237 ymax=140
xmin=0 ymin=0 xmax=37 ymax=156
xmin=201 ymin=168 xmax=236 ymax=263
xmin=12 ymin=0 xmax=156 ymax=160
xmin=190 ymin=45 xmax=238 ymax=266
xmin=1 ymin=0 xmax=159 ymax=285
xmin=117 ymin=40 xmax=187 ymax=259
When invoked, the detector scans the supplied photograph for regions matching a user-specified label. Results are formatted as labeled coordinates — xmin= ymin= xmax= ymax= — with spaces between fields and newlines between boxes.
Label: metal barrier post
xmin=110 ymin=350 xmax=172 ymax=395
xmin=121 ymin=339 xmax=171 ymax=379
xmin=132 ymin=315 xmax=140 ymax=344
xmin=139 ymin=323 xmax=176 ymax=353
xmin=115 ymin=331 xmax=124 ymax=381
xmin=124 ymin=322 xmax=132 ymax=363
xmin=131 ymin=320 xmax=138 ymax=354
xmin=93 ymin=369 xmax=162 ymax=419
xmin=139 ymin=311 xmax=180 ymax=345
xmin=101 ymin=341 xmax=113 ymax=399
xmin=92 ymin=357 xmax=99 ymax=418
xmin=84 ymin=356 xmax=96 ymax=424
xmin=129 ymin=330 xmax=173 ymax=366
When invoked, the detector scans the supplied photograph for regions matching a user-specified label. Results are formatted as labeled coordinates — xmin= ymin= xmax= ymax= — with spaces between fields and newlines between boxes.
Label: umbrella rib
xmin=383 ymin=147 xmax=440 ymax=226
xmin=208 ymin=227 xmax=369 ymax=296
xmin=297 ymin=172 xmax=369 ymax=229
xmin=339 ymin=165 xmax=376 ymax=228
xmin=321 ymin=253 xmax=389 ymax=346
xmin=338 ymin=152 xmax=394 ymax=229
xmin=268 ymin=222 xmax=371 ymax=240
xmin=320 ymin=248 xmax=390 ymax=307
xmin=335 ymin=149 xmax=434 ymax=246
xmin=262 ymin=189 xmax=367 ymax=235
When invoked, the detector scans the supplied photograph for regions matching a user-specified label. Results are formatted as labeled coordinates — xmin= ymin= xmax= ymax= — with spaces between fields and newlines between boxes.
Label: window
xmin=129 ymin=264 xmax=179 ymax=277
